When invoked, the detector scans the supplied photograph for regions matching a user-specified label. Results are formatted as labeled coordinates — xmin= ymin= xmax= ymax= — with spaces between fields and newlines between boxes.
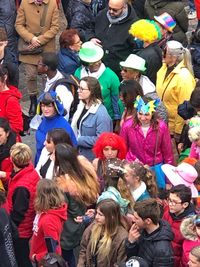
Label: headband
xmin=134 ymin=95 xmax=159 ymax=115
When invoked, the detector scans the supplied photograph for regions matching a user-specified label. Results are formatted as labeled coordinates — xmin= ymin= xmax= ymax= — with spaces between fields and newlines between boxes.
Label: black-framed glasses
xmin=78 ymin=86 xmax=90 ymax=92
xmin=120 ymin=66 xmax=134 ymax=72
xmin=167 ymin=198 xmax=182 ymax=206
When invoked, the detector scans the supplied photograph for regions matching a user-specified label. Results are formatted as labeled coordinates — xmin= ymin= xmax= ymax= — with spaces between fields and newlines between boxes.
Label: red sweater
xmin=30 ymin=204 xmax=67 ymax=262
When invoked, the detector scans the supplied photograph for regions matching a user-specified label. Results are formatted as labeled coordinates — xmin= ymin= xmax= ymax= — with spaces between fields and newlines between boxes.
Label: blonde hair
xmin=188 ymin=126 xmax=200 ymax=142
xmin=10 ymin=143 xmax=32 ymax=168
xmin=35 ymin=179 xmax=65 ymax=212
xmin=90 ymin=200 xmax=123 ymax=258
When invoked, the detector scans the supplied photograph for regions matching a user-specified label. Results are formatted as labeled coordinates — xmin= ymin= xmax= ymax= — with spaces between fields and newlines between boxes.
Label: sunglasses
xmin=120 ymin=67 xmax=134 ymax=72
xmin=108 ymin=5 xmax=124 ymax=12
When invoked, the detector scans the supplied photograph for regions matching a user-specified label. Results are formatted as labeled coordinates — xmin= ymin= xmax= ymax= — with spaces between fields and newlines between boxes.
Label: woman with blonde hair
xmin=77 ymin=199 xmax=128 ymax=267
xmin=124 ymin=161 xmax=158 ymax=202
xmin=54 ymin=143 xmax=99 ymax=267
xmin=30 ymin=179 xmax=67 ymax=263
xmin=156 ymin=40 xmax=196 ymax=146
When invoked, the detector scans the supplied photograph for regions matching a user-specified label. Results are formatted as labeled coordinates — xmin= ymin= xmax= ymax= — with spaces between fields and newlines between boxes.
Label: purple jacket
xmin=120 ymin=119 xmax=174 ymax=166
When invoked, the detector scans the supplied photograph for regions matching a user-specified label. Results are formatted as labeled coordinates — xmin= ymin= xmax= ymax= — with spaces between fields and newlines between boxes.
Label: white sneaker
xmin=188 ymin=10 xmax=197 ymax=19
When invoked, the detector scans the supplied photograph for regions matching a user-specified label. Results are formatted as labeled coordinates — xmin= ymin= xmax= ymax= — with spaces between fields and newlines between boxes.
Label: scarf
xmin=80 ymin=63 xmax=106 ymax=79
xmin=106 ymin=6 xmax=128 ymax=24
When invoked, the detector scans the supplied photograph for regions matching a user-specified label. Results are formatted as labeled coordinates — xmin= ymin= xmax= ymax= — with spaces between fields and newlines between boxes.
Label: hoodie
xmin=30 ymin=203 xmax=67 ymax=262
xmin=0 ymin=85 xmax=23 ymax=136
xmin=126 ymin=220 xmax=174 ymax=267
xmin=180 ymin=216 xmax=200 ymax=267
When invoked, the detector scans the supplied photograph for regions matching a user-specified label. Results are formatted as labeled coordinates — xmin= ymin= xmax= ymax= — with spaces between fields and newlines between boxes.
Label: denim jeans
xmin=189 ymin=0 xmax=196 ymax=11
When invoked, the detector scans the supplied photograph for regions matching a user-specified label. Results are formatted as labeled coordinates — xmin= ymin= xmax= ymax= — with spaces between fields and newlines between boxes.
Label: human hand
xmin=85 ymin=209 xmax=95 ymax=217
xmin=90 ymin=38 xmax=102 ymax=46
xmin=0 ymin=171 xmax=6 ymax=178
xmin=128 ymin=223 xmax=140 ymax=243
xmin=30 ymin=36 xmax=41 ymax=48
xmin=177 ymin=143 xmax=183 ymax=153
xmin=74 ymin=216 xmax=83 ymax=223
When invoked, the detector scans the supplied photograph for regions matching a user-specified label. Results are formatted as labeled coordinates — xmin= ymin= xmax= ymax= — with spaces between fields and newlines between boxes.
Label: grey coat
xmin=71 ymin=101 xmax=113 ymax=161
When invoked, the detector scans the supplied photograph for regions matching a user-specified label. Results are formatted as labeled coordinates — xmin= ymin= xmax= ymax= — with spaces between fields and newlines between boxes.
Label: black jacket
xmin=92 ymin=4 xmax=138 ymax=77
xmin=66 ymin=0 xmax=95 ymax=42
xmin=125 ymin=220 xmax=174 ymax=267
xmin=0 ymin=208 xmax=18 ymax=267
xmin=137 ymin=43 xmax=162 ymax=85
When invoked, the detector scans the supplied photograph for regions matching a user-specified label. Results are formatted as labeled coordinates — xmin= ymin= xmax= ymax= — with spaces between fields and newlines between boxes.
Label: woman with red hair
xmin=93 ymin=132 xmax=127 ymax=191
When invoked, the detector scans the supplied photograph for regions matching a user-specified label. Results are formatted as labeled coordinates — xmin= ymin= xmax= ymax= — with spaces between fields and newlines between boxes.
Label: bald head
xmin=108 ymin=0 xmax=127 ymax=18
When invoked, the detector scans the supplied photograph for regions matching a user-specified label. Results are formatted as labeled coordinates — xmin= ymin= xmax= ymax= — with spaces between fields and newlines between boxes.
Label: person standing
xmin=15 ymin=0 xmax=59 ymax=117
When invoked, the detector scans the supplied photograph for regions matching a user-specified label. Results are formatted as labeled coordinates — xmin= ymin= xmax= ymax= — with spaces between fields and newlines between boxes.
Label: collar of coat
xmin=163 ymin=60 xmax=186 ymax=74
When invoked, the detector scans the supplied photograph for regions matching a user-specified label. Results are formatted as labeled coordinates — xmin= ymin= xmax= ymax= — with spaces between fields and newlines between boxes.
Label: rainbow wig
xmin=129 ymin=19 xmax=161 ymax=43
xmin=93 ymin=132 xmax=127 ymax=160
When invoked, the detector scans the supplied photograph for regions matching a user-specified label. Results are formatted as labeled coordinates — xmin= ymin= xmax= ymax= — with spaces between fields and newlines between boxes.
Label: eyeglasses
xmin=108 ymin=5 xmax=124 ymax=13
xmin=167 ymin=198 xmax=182 ymax=206
xmin=78 ymin=86 xmax=90 ymax=92
xmin=74 ymin=39 xmax=82 ymax=45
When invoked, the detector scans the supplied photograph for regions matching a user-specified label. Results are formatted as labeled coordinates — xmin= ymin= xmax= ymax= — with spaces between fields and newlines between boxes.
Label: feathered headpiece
xmin=129 ymin=19 xmax=162 ymax=43
xmin=134 ymin=95 xmax=159 ymax=115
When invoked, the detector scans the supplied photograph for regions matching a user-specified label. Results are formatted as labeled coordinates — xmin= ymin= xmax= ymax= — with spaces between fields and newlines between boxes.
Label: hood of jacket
xmin=170 ymin=203 xmax=196 ymax=221
xmin=142 ymin=220 xmax=174 ymax=242
xmin=42 ymin=203 xmax=67 ymax=222
xmin=1 ymin=85 xmax=22 ymax=100
xmin=180 ymin=216 xmax=199 ymax=241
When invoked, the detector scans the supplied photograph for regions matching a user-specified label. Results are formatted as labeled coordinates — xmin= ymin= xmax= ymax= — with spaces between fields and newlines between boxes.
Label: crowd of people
xmin=1 ymin=0 xmax=200 ymax=267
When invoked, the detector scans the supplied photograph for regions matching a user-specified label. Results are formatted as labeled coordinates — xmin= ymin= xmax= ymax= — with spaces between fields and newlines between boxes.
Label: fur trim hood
xmin=180 ymin=216 xmax=199 ymax=241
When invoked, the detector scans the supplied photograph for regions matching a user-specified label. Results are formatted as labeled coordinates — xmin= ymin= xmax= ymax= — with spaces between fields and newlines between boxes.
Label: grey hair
xmin=188 ymin=126 xmax=200 ymax=142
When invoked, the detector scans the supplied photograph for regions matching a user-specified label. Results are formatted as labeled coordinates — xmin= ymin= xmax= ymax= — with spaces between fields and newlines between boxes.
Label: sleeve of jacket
xmin=109 ymin=73 xmax=121 ymax=120
xmin=153 ymin=240 xmax=174 ymax=267
xmin=160 ymin=122 xmax=174 ymax=164
xmin=15 ymin=1 xmax=35 ymax=42
xmin=116 ymin=239 xmax=127 ymax=263
xmin=189 ymin=142 xmax=198 ymax=159
xmin=174 ymin=73 xmax=196 ymax=134
xmin=6 ymin=96 xmax=23 ymax=134
xmin=175 ymin=8 xmax=188 ymax=33
xmin=120 ymin=123 xmax=137 ymax=161
xmin=77 ymin=225 xmax=92 ymax=267
xmin=78 ymin=110 xmax=113 ymax=148
xmin=125 ymin=238 xmax=139 ymax=259
xmin=37 ymin=5 xmax=59 ymax=45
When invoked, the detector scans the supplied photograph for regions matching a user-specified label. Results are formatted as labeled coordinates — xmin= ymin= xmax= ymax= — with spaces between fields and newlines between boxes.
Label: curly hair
xmin=93 ymin=132 xmax=127 ymax=160
xmin=129 ymin=19 xmax=161 ymax=43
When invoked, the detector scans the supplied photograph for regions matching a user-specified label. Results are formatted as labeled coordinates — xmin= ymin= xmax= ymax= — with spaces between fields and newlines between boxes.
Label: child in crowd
xmin=124 ymin=161 xmax=158 ymax=202
xmin=0 ymin=190 xmax=18 ymax=267
xmin=188 ymin=245 xmax=200 ymax=267
xmin=126 ymin=198 xmax=174 ymax=267
xmin=30 ymin=179 xmax=67 ymax=264
xmin=77 ymin=199 xmax=128 ymax=267
xmin=162 ymin=185 xmax=196 ymax=266
xmin=97 ymin=158 xmax=133 ymax=215
xmin=180 ymin=215 xmax=200 ymax=266
xmin=93 ymin=132 xmax=127 ymax=191
xmin=188 ymin=116 xmax=200 ymax=160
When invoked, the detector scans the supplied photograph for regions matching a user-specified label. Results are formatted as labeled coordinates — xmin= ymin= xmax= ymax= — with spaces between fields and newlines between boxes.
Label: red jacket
xmin=30 ymin=204 xmax=67 ymax=262
xmin=0 ymin=85 xmax=23 ymax=139
xmin=4 ymin=163 xmax=40 ymax=238
xmin=163 ymin=205 xmax=195 ymax=267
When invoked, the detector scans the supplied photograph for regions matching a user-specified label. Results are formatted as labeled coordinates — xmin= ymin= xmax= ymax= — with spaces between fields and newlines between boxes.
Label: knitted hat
xmin=154 ymin=12 xmax=176 ymax=32
xmin=120 ymin=54 xmax=146 ymax=72
xmin=37 ymin=91 xmax=65 ymax=116
xmin=79 ymin=41 xmax=104 ymax=63
xmin=0 ymin=27 xmax=7 ymax=41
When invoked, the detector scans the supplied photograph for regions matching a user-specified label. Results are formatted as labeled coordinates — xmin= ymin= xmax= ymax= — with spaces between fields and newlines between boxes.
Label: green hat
xmin=79 ymin=41 xmax=104 ymax=63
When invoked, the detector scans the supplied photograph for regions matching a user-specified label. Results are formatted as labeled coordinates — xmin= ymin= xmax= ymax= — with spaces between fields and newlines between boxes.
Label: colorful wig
xmin=93 ymin=132 xmax=127 ymax=160
xmin=129 ymin=19 xmax=161 ymax=43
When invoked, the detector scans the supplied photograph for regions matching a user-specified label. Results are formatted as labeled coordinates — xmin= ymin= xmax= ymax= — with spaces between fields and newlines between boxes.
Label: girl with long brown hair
xmin=77 ymin=199 xmax=128 ymax=267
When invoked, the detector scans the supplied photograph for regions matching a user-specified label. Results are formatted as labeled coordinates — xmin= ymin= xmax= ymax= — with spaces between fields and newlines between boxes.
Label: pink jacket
xmin=120 ymin=119 xmax=174 ymax=166
xmin=189 ymin=142 xmax=200 ymax=160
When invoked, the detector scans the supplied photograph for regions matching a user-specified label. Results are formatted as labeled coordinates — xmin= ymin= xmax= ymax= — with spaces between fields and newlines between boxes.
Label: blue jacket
xmin=58 ymin=48 xmax=81 ymax=75
xmin=35 ymin=114 xmax=77 ymax=165
xmin=71 ymin=101 xmax=113 ymax=161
